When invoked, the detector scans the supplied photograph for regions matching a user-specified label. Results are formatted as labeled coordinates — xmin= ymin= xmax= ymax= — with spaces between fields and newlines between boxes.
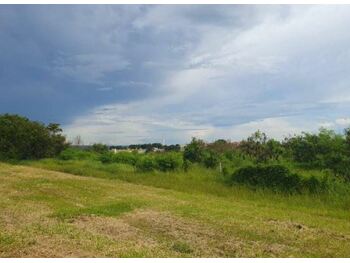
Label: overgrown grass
xmin=19 ymin=157 xmax=350 ymax=211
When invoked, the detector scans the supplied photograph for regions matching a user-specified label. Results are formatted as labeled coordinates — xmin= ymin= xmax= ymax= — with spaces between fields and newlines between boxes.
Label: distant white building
xmin=110 ymin=148 xmax=146 ymax=154
xmin=153 ymin=147 xmax=165 ymax=152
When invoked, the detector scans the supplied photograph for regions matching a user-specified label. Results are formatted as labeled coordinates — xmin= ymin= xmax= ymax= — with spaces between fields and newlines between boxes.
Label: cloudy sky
xmin=1 ymin=5 xmax=350 ymax=145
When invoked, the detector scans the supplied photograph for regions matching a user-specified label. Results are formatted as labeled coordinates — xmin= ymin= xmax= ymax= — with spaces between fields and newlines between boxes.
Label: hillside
xmin=1 ymin=162 xmax=350 ymax=257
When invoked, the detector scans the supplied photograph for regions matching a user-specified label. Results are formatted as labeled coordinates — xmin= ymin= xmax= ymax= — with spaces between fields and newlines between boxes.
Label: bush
xmin=302 ymin=175 xmax=328 ymax=194
xmin=59 ymin=147 xmax=97 ymax=161
xmin=99 ymin=151 xmax=139 ymax=165
xmin=100 ymin=151 xmax=182 ymax=172
xmin=203 ymin=150 xmax=220 ymax=168
xmin=135 ymin=156 xmax=156 ymax=172
xmin=324 ymin=153 xmax=350 ymax=181
xmin=112 ymin=152 xmax=138 ymax=165
xmin=155 ymin=152 xmax=183 ymax=172
xmin=231 ymin=165 xmax=327 ymax=193
xmin=92 ymin=143 xmax=109 ymax=153
xmin=99 ymin=152 xmax=114 ymax=163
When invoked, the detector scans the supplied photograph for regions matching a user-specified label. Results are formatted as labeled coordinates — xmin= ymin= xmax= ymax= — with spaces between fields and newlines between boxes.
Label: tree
xmin=92 ymin=143 xmax=109 ymax=153
xmin=183 ymin=137 xmax=206 ymax=163
xmin=239 ymin=130 xmax=269 ymax=163
xmin=345 ymin=127 xmax=350 ymax=154
xmin=207 ymin=139 xmax=238 ymax=154
xmin=0 ymin=114 xmax=68 ymax=160
xmin=283 ymin=128 xmax=347 ymax=167
xmin=46 ymin=123 xmax=68 ymax=156
xmin=47 ymin=123 xmax=62 ymax=135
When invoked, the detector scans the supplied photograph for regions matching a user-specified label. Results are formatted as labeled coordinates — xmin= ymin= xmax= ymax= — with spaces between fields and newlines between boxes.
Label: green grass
xmin=1 ymin=161 xmax=350 ymax=257
xmin=171 ymin=241 xmax=193 ymax=254
xmin=21 ymin=158 xmax=350 ymax=210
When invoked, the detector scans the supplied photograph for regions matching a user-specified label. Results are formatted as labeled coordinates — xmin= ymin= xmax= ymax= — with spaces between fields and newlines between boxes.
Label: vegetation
xmin=0 ymin=114 xmax=68 ymax=160
xmin=2 ymin=114 xmax=350 ymax=257
xmin=231 ymin=165 xmax=328 ymax=194
xmin=91 ymin=143 xmax=109 ymax=154
xmin=1 ymin=163 xmax=350 ymax=257
xmin=111 ymin=143 xmax=181 ymax=152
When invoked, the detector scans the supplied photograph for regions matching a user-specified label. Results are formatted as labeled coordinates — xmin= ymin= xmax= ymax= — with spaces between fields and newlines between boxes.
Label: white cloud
xmin=63 ymin=101 xmax=212 ymax=145
xmin=204 ymin=117 xmax=309 ymax=142
xmin=335 ymin=118 xmax=350 ymax=126
xmin=64 ymin=98 xmax=318 ymax=145
xmin=318 ymin=121 xmax=335 ymax=129
xmin=58 ymin=5 xmax=350 ymax=144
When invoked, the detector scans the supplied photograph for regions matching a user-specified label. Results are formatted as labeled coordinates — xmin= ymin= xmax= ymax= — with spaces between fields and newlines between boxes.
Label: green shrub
xmin=58 ymin=148 xmax=96 ymax=161
xmin=112 ymin=152 xmax=138 ymax=165
xmin=325 ymin=153 xmax=350 ymax=181
xmin=302 ymin=175 xmax=328 ymax=194
xmin=99 ymin=152 xmax=114 ymax=163
xmin=231 ymin=165 xmax=327 ymax=193
xmin=92 ymin=143 xmax=109 ymax=153
xmin=135 ymin=156 xmax=156 ymax=172
xmin=155 ymin=152 xmax=183 ymax=172
xmin=231 ymin=165 xmax=300 ymax=193
xmin=99 ymin=151 xmax=139 ymax=165
xmin=203 ymin=150 xmax=220 ymax=168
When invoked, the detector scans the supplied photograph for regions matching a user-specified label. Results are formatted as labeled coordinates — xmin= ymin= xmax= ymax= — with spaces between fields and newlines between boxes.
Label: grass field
xmin=1 ymin=162 xmax=350 ymax=257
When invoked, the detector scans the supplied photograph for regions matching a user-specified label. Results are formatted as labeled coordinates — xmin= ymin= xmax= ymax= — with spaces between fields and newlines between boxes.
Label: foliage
xmin=0 ymin=114 xmax=68 ymax=160
xmin=183 ymin=137 xmax=206 ymax=163
xmin=99 ymin=152 xmax=114 ymax=164
xmin=135 ymin=155 xmax=156 ymax=172
xmin=99 ymin=151 xmax=139 ymax=165
xmin=111 ymin=152 xmax=138 ymax=165
xmin=206 ymin=139 xmax=239 ymax=154
xmin=283 ymin=128 xmax=350 ymax=181
xmin=202 ymin=149 xmax=220 ymax=168
xmin=239 ymin=131 xmax=284 ymax=163
xmin=163 ymin=144 xmax=181 ymax=152
xmin=58 ymin=147 xmax=97 ymax=161
xmin=154 ymin=152 xmax=183 ymax=172
xmin=92 ymin=143 xmax=109 ymax=153
xmin=231 ymin=165 xmax=328 ymax=193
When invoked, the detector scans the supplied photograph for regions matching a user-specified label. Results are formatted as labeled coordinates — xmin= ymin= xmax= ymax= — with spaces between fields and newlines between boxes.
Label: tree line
xmin=0 ymin=114 xmax=68 ymax=160
xmin=2 ymin=113 xmax=350 ymax=182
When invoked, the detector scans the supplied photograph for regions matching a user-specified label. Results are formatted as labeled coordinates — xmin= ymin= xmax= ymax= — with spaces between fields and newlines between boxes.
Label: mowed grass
xmin=1 ymin=162 xmax=350 ymax=257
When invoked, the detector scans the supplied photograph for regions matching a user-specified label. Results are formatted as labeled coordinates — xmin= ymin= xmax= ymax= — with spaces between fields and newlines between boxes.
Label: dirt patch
xmin=71 ymin=214 xmax=165 ymax=257
xmin=267 ymin=218 xmax=309 ymax=231
xmin=0 ymin=203 xmax=50 ymax=232
xmin=266 ymin=218 xmax=350 ymax=241
xmin=122 ymin=209 xmax=292 ymax=257
xmin=74 ymin=215 xmax=146 ymax=241
xmin=124 ymin=209 xmax=217 ymax=255
xmin=8 ymin=234 xmax=97 ymax=258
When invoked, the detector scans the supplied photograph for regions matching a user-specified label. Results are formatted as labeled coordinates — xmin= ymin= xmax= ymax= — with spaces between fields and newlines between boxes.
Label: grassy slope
xmin=1 ymin=162 xmax=350 ymax=257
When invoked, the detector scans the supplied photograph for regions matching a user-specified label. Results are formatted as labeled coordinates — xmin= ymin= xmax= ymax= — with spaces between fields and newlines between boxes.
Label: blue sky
xmin=1 ymin=5 xmax=350 ymax=145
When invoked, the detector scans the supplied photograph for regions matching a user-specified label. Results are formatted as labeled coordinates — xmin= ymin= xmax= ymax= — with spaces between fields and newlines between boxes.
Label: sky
xmin=1 ymin=5 xmax=350 ymax=145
